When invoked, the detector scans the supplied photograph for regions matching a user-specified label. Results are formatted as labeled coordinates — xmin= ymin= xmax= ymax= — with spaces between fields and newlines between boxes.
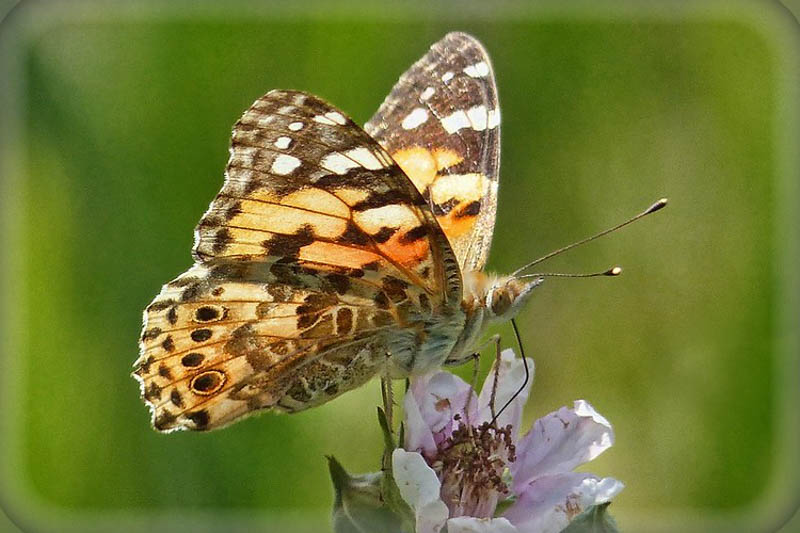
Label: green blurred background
xmin=1 ymin=1 xmax=798 ymax=532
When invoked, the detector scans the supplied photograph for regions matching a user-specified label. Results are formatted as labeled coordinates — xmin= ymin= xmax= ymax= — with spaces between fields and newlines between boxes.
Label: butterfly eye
xmin=490 ymin=289 xmax=512 ymax=317
xmin=190 ymin=370 xmax=226 ymax=395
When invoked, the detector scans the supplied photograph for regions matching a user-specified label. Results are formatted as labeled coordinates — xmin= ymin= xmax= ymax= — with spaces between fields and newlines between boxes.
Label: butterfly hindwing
xmin=135 ymin=263 xmax=403 ymax=431
xmin=365 ymin=32 xmax=501 ymax=273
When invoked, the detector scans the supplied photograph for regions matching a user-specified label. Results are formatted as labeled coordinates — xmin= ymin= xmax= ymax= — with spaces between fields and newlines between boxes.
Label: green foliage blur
xmin=2 ymin=2 xmax=798 ymax=532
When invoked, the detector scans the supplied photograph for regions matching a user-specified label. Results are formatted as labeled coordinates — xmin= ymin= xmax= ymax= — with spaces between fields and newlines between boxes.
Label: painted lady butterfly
xmin=133 ymin=32 xmax=539 ymax=432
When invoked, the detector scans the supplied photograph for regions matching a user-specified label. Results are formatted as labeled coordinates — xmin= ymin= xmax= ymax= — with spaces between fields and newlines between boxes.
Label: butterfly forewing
xmin=135 ymin=90 xmax=462 ymax=431
xmin=194 ymin=90 xmax=457 ymax=297
xmin=365 ymin=32 xmax=501 ymax=273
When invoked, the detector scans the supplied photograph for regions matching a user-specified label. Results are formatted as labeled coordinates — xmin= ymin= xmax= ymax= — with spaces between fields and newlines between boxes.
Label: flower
xmin=392 ymin=350 xmax=624 ymax=533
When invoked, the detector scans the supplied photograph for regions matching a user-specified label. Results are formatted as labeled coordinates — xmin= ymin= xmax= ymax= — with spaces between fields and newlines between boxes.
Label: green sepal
xmin=328 ymin=455 xmax=405 ymax=533
xmin=561 ymin=502 xmax=620 ymax=533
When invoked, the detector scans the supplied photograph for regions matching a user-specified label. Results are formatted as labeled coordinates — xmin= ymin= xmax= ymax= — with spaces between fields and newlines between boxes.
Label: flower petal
xmin=503 ymin=473 xmax=624 ymax=533
xmin=447 ymin=516 xmax=519 ymax=533
xmin=477 ymin=349 xmax=534 ymax=434
xmin=511 ymin=400 xmax=614 ymax=493
xmin=391 ymin=449 xmax=449 ymax=533
xmin=403 ymin=388 xmax=437 ymax=456
xmin=410 ymin=370 xmax=477 ymax=444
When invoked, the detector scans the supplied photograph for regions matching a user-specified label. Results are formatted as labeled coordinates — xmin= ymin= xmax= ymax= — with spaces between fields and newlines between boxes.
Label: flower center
xmin=433 ymin=418 xmax=517 ymax=518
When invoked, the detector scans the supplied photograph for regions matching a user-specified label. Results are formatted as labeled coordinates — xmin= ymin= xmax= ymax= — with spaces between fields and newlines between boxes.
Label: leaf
xmin=561 ymin=503 xmax=620 ymax=533
xmin=328 ymin=455 xmax=407 ymax=533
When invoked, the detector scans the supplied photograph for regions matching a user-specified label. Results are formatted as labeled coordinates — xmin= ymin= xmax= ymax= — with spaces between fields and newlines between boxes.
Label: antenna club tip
xmin=646 ymin=198 xmax=669 ymax=214
xmin=606 ymin=266 xmax=623 ymax=276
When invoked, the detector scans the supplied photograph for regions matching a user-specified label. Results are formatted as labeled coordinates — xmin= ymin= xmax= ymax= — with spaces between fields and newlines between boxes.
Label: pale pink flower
xmin=392 ymin=350 xmax=623 ymax=533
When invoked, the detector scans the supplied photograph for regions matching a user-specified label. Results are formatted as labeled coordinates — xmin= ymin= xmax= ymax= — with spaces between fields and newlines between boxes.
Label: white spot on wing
xmin=439 ymin=107 xmax=499 ymax=133
xmin=488 ymin=108 xmax=501 ymax=129
xmin=440 ymin=110 xmax=470 ymax=134
xmin=463 ymin=61 xmax=490 ymax=78
xmin=256 ymin=116 xmax=275 ymax=127
xmin=325 ymin=111 xmax=347 ymax=125
xmin=322 ymin=152 xmax=359 ymax=175
xmin=353 ymin=204 xmax=419 ymax=233
xmin=466 ymin=105 xmax=488 ymax=131
xmin=420 ymin=87 xmax=435 ymax=100
xmin=442 ymin=71 xmax=454 ymax=82
xmin=274 ymin=136 xmax=292 ymax=149
xmin=401 ymin=108 xmax=429 ymax=130
xmin=289 ymin=122 xmax=304 ymax=131
xmin=314 ymin=111 xmax=347 ymax=126
xmin=344 ymin=147 xmax=384 ymax=170
xmin=271 ymin=154 xmax=301 ymax=175
xmin=430 ymin=173 xmax=488 ymax=204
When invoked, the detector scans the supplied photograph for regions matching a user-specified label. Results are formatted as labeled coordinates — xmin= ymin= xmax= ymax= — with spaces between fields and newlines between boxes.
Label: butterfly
xmin=133 ymin=32 xmax=540 ymax=432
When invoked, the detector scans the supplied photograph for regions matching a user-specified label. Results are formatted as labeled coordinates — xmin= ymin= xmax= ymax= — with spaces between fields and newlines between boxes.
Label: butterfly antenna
xmin=489 ymin=318 xmax=529 ymax=428
xmin=519 ymin=266 xmax=622 ymax=280
xmin=511 ymin=198 xmax=668 ymax=277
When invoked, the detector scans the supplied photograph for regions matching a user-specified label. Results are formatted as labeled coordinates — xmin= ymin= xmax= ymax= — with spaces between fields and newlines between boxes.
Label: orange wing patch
xmin=391 ymin=146 xmax=490 ymax=245
xmin=392 ymin=146 xmax=464 ymax=191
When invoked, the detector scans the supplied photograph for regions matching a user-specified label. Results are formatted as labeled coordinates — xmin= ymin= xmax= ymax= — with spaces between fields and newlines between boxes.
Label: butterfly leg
xmin=488 ymin=334 xmax=503 ymax=424
xmin=461 ymin=333 xmax=501 ymax=426
xmin=381 ymin=375 xmax=395 ymax=435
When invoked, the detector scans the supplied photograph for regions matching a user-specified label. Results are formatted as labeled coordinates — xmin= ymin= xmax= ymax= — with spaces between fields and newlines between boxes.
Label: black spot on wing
xmin=191 ymin=329 xmax=213 ymax=342
xmin=166 ymin=306 xmax=178 ymax=325
xmin=351 ymin=190 xmax=419 ymax=211
xmin=261 ymin=224 xmax=315 ymax=258
xmin=211 ymin=229 xmax=233 ymax=253
xmin=432 ymin=198 xmax=459 ymax=216
xmin=372 ymin=226 xmax=397 ymax=243
xmin=186 ymin=410 xmax=210 ymax=430
xmin=170 ymin=389 xmax=184 ymax=407
xmin=161 ymin=335 xmax=175 ymax=352
xmin=154 ymin=410 xmax=177 ymax=431
xmin=338 ymin=221 xmax=371 ymax=246
xmin=399 ymin=225 xmax=428 ymax=244
xmin=181 ymin=353 xmax=204 ymax=367
xmin=158 ymin=364 xmax=172 ymax=379
xmin=455 ymin=200 xmax=481 ymax=218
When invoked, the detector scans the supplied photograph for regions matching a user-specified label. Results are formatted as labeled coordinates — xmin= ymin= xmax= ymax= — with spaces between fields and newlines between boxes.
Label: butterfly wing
xmin=135 ymin=90 xmax=462 ymax=431
xmin=365 ymin=32 xmax=500 ymax=273
xmin=135 ymin=264 xmax=396 ymax=431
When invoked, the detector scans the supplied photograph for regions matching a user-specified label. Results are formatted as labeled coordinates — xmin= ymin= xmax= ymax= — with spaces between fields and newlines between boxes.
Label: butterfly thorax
xmin=445 ymin=271 xmax=540 ymax=365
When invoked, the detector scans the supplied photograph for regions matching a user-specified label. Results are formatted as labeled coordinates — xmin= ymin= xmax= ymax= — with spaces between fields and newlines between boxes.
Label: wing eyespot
xmin=190 ymin=370 xmax=227 ymax=396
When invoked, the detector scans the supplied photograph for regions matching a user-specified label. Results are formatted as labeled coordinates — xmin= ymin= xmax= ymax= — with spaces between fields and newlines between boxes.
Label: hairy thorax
xmin=385 ymin=270 xmax=538 ymax=377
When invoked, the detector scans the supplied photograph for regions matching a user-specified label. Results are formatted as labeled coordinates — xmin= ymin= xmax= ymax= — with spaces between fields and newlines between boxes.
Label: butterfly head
xmin=484 ymin=275 xmax=542 ymax=322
